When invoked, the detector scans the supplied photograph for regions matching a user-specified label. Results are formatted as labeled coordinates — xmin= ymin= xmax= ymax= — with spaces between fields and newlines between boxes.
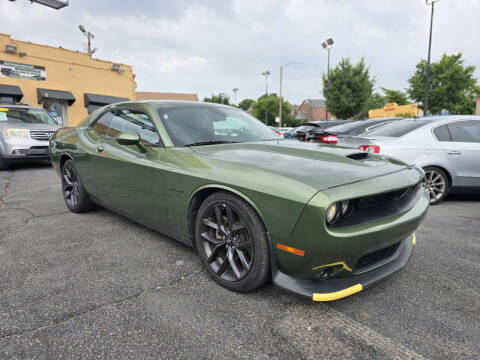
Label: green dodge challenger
xmin=50 ymin=101 xmax=429 ymax=301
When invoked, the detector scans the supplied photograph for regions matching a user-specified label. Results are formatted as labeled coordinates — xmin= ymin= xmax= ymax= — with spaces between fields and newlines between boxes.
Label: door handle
xmin=447 ymin=151 xmax=461 ymax=155
xmin=96 ymin=146 xmax=104 ymax=153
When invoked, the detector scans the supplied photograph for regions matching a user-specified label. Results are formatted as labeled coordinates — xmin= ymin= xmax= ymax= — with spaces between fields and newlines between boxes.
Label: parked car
xmin=0 ymin=104 xmax=60 ymax=170
xmin=276 ymin=127 xmax=293 ymax=138
xmin=50 ymin=101 xmax=428 ymax=301
xmin=306 ymin=117 xmax=402 ymax=144
xmin=291 ymin=120 xmax=350 ymax=141
xmin=340 ymin=116 xmax=480 ymax=204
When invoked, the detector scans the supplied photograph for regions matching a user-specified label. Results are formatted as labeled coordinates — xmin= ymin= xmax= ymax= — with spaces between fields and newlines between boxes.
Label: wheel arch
xmin=187 ymin=184 xmax=266 ymax=244
xmin=59 ymin=153 xmax=74 ymax=170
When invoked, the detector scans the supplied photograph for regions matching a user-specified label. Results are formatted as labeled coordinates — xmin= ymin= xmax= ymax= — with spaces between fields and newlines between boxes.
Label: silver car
xmin=338 ymin=115 xmax=480 ymax=204
xmin=0 ymin=104 xmax=60 ymax=170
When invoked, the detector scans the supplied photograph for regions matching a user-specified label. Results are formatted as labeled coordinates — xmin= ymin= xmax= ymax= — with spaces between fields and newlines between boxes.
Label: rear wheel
xmin=195 ymin=192 xmax=270 ymax=293
xmin=61 ymin=160 xmax=94 ymax=213
xmin=422 ymin=166 xmax=449 ymax=205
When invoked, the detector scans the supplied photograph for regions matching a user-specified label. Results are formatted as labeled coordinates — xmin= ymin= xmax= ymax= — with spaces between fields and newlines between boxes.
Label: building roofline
xmin=0 ymin=32 xmax=132 ymax=68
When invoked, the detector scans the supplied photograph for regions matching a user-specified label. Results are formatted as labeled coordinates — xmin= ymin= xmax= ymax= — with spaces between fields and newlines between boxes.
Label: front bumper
xmin=1 ymin=138 xmax=50 ymax=160
xmin=272 ymin=233 xmax=416 ymax=301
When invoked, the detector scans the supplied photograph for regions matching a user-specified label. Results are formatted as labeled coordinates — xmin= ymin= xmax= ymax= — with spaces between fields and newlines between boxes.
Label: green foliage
xmin=380 ymin=87 xmax=409 ymax=105
xmin=357 ymin=93 xmax=384 ymax=119
xmin=322 ymin=57 xmax=374 ymax=119
xmin=238 ymin=98 xmax=255 ymax=111
xmin=203 ymin=93 xmax=231 ymax=105
xmin=407 ymin=53 xmax=478 ymax=115
xmin=252 ymin=93 xmax=296 ymax=126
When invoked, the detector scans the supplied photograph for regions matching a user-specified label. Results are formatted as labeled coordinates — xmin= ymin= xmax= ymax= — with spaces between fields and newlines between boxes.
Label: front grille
xmin=329 ymin=183 xmax=422 ymax=228
xmin=356 ymin=185 xmax=415 ymax=209
xmin=355 ymin=241 xmax=402 ymax=273
xmin=30 ymin=130 xmax=55 ymax=141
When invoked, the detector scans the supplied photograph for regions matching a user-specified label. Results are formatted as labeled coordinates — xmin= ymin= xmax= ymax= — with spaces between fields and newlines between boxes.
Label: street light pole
xmin=322 ymin=38 xmax=334 ymax=121
xmin=79 ymin=25 xmax=96 ymax=55
xmin=232 ymin=88 xmax=238 ymax=105
xmin=262 ymin=71 xmax=270 ymax=124
xmin=424 ymin=0 xmax=439 ymax=116
xmin=279 ymin=61 xmax=297 ymax=128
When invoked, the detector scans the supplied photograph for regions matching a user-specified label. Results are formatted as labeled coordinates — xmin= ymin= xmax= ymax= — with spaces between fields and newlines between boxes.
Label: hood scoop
xmin=346 ymin=152 xmax=370 ymax=161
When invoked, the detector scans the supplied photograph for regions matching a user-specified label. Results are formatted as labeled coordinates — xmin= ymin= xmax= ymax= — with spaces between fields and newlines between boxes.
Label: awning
xmin=84 ymin=93 xmax=129 ymax=107
xmin=37 ymin=88 xmax=75 ymax=105
xmin=0 ymin=84 xmax=23 ymax=102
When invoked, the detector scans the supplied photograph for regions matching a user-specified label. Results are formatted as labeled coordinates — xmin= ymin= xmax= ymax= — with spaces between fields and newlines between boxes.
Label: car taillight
xmin=321 ymin=135 xmax=338 ymax=144
xmin=275 ymin=130 xmax=282 ymax=136
xmin=358 ymin=145 xmax=380 ymax=153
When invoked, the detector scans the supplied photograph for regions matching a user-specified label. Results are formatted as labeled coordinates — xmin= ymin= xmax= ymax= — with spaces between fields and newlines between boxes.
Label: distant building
xmin=369 ymin=102 xmax=419 ymax=119
xmin=0 ymin=33 xmax=135 ymax=126
xmin=136 ymin=91 xmax=198 ymax=102
xmin=293 ymin=99 xmax=333 ymax=121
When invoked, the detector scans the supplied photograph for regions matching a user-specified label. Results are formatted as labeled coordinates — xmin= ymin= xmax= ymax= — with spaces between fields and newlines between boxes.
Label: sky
xmin=1 ymin=0 xmax=479 ymax=105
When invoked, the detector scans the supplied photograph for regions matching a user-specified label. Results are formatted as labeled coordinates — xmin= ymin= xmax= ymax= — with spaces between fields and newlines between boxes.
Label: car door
xmin=90 ymin=107 xmax=169 ymax=229
xmin=439 ymin=120 xmax=480 ymax=187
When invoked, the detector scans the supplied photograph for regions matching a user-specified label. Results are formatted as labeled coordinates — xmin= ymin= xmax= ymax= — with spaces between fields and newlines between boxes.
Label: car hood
xmin=190 ymin=140 xmax=412 ymax=191
xmin=0 ymin=123 xmax=61 ymax=131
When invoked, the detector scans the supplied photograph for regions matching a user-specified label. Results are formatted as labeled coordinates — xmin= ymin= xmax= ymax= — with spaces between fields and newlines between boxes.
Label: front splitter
xmin=271 ymin=233 xmax=416 ymax=302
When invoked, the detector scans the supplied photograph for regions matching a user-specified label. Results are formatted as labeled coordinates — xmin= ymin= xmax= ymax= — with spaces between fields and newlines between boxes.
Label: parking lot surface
xmin=1 ymin=163 xmax=479 ymax=359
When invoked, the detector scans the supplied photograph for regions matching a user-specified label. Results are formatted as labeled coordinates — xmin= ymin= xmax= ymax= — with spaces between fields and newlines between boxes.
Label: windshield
xmin=0 ymin=107 xmax=57 ymax=124
xmin=364 ymin=119 xmax=432 ymax=137
xmin=158 ymin=106 xmax=280 ymax=146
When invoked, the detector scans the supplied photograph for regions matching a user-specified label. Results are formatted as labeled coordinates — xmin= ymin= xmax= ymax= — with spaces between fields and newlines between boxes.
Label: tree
xmin=381 ymin=87 xmax=409 ymax=105
xmin=407 ymin=53 xmax=479 ymax=115
xmin=322 ymin=57 xmax=374 ymax=119
xmin=252 ymin=93 xmax=297 ymax=127
xmin=238 ymin=98 xmax=255 ymax=111
xmin=358 ymin=93 xmax=384 ymax=119
xmin=203 ymin=93 xmax=231 ymax=105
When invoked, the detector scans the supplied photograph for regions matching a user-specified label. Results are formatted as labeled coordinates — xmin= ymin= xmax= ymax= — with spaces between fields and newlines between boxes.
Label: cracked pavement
xmin=0 ymin=163 xmax=479 ymax=359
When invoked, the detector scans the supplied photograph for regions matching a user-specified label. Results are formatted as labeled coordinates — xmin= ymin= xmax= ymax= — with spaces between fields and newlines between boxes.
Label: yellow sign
xmin=369 ymin=103 xmax=418 ymax=118
xmin=0 ymin=108 xmax=8 ymax=112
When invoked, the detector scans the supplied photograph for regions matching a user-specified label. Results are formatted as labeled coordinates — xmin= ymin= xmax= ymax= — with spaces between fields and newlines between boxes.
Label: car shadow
xmin=445 ymin=193 xmax=480 ymax=202
xmin=6 ymin=161 xmax=52 ymax=171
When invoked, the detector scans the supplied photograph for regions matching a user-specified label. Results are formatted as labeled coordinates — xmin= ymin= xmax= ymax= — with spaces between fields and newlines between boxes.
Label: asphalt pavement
xmin=0 ymin=163 xmax=479 ymax=359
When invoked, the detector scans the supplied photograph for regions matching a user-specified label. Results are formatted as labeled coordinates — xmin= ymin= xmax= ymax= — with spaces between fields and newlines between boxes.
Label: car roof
xmin=115 ymin=100 xmax=236 ymax=110
xmin=0 ymin=103 xmax=43 ymax=110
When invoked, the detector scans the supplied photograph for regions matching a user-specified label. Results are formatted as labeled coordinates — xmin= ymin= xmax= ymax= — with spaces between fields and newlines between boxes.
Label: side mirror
xmin=116 ymin=131 xmax=148 ymax=152
xmin=116 ymin=131 xmax=140 ymax=145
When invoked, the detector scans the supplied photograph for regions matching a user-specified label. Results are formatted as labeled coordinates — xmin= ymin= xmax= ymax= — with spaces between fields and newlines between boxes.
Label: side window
xmin=106 ymin=109 xmax=161 ymax=145
xmin=91 ymin=111 xmax=113 ymax=138
xmin=447 ymin=121 xmax=480 ymax=143
xmin=433 ymin=124 xmax=451 ymax=142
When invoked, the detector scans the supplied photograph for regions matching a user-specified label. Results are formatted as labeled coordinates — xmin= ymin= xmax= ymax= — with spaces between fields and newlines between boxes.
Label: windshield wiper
xmin=184 ymin=140 xmax=238 ymax=147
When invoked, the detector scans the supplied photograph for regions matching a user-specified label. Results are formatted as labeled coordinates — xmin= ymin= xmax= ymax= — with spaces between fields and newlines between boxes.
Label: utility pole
xmin=262 ymin=71 xmax=270 ymax=124
xmin=322 ymin=38 xmax=334 ymax=121
xmin=424 ymin=0 xmax=439 ymax=116
xmin=279 ymin=61 xmax=297 ymax=128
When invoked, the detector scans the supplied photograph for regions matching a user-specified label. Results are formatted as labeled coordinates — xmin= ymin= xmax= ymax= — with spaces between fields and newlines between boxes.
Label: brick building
xmin=293 ymin=99 xmax=333 ymax=121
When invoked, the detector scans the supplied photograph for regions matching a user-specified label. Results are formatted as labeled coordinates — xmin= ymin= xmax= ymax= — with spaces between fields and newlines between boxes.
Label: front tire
xmin=195 ymin=192 xmax=270 ymax=293
xmin=61 ymin=160 xmax=94 ymax=213
xmin=422 ymin=166 xmax=449 ymax=205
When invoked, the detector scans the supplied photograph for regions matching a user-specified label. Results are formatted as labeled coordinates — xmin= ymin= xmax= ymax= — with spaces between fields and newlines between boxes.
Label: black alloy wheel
xmin=61 ymin=160 xmax=94 ymax=213
xmin=422 ymin=166 xmax=449 ymax=205
xmin=195 ymin=192 xmax=270 ymax=292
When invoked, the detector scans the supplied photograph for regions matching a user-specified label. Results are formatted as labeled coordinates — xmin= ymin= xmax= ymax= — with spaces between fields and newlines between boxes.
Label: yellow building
xmin=0 ymin=33 xmax=135 ymax=126
xmin=369 ymin=102 xmax=419 ymax=119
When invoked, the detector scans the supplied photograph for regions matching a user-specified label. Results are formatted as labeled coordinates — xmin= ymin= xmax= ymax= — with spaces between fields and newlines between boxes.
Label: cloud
xmin=0 ymin=0 xmax=479 ymax=104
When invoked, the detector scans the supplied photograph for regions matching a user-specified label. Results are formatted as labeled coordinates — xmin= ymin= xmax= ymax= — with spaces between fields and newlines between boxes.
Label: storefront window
xmin=42 ymin=99 xmax=68 ymax=125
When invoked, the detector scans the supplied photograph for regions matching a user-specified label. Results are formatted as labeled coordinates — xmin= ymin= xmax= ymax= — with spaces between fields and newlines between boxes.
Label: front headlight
xmin=326 ymin=202 xmax=340 ymax=224
xmin=5 ymin=128 xmax=29 ymax=139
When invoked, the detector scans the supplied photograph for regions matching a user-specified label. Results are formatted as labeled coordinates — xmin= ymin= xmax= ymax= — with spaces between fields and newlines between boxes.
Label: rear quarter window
xmin=433 ymin=124 xmax=451 ymax=142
